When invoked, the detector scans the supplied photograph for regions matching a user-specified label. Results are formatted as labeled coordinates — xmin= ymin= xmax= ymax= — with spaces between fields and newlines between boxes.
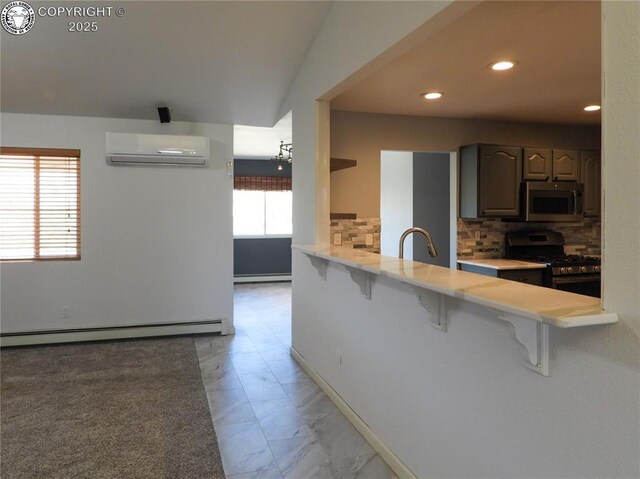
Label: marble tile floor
xmin=195 ymin=282 xmax=397 ymax=479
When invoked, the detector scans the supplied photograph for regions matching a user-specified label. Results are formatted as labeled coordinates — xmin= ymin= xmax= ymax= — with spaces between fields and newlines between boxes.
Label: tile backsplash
xmin=331 ymin=217 xmax=600 ymax=258
xmin=330 ymin=218 xmax=380 ymax=253
xmin=457 ymin=218 xmax=601 ymax=258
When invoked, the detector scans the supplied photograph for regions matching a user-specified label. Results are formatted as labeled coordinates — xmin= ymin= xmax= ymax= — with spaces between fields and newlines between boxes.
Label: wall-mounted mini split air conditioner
xmin=105 ymin=132 xmax=209 ymax=167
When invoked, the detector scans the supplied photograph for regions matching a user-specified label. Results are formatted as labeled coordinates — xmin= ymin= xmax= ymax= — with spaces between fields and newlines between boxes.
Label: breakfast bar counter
xmin=294 ymin=244 xmax=617 ymax=329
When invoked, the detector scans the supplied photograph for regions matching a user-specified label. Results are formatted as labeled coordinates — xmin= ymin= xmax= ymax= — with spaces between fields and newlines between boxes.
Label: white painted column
xmin=602 ymin=1 xmax=640 ymax=319
xmin=315 ymin=100 xmax=331 ymax=245
xmin=449 ymin=151 xmax=458 ymax=269
xmin=380 ymin=151 xmax=414 ymax=259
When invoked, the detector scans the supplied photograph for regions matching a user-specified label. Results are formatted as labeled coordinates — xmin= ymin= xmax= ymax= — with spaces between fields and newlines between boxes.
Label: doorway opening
xmin=233 ymin=112 xmax=293 ymax=283
xmin=380 ymin=150 xmax=456 ymax=268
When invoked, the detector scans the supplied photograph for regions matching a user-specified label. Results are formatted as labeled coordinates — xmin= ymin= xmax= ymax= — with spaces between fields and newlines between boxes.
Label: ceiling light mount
xmin=422 ymin=92 xmax=443 ymax=100
xmin=489 ymin=60 xmax=517 ymax=71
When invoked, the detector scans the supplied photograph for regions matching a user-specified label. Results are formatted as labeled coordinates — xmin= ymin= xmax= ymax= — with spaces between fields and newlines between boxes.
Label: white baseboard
xmin=290 ymin=347 xmax=417 ymax=479
xmin=234 ymin=275 xmax=291 ymax=283
xmin=1 ymin=319 xmax=231 ymax=347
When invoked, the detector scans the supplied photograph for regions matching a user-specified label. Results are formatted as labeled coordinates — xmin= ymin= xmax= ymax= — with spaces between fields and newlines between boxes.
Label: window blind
xmin=234 ymin=175 xmax=291 ymax=192
xmin=0 ymin=147 xmax=81 ymax=261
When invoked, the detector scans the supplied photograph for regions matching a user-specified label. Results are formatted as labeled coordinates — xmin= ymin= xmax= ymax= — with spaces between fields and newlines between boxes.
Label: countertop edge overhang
xmin=456 ymin=259 xmax=548 ymax=270
xmin=293 ymin=244 xmax=618 ymax=329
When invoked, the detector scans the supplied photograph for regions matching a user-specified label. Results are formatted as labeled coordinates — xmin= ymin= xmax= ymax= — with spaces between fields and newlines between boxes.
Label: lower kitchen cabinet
xmin=497 ymin=269 xmax=544 ymax=285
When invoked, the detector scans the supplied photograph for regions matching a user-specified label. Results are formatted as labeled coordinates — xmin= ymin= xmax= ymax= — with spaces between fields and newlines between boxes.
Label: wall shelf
xmin=330 ymin=212 xmax=357 ymax=220
xmin=330 ymin=158 xmax=357 ymax=172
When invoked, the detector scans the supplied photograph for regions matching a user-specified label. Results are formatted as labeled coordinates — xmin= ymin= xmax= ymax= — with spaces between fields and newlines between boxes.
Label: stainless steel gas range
xmin=505 ymin=230 xmax=601 ymax=298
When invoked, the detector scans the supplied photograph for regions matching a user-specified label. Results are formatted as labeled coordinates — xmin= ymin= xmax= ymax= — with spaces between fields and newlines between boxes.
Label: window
xmin=233 ymin=175 xmax=292 ymax=236
xmin=0 ymin=147 xmax=80 ymax=261
xmin=234 ymin=190 xmax=266 ymax=236
xmin=264 ymin=190 xmax=292 ymax=235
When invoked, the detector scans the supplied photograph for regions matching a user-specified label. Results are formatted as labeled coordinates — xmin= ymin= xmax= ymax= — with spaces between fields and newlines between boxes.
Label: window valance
xmin=234 ymin=176 xmax=291 ymax=191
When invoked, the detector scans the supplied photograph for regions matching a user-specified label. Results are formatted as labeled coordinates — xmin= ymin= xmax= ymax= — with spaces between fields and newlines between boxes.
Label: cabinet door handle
xmin=553 ymin=176 xmax=559 ymax=181
xmin=519 ymin=278 xmax=529 ymax=282
xmin=545 ymin=176 xmax=550 ymax=182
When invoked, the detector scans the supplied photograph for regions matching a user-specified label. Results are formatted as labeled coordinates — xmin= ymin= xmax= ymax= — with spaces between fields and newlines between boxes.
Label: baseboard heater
xmin=0 ymin=319 xmax=230 ymax=347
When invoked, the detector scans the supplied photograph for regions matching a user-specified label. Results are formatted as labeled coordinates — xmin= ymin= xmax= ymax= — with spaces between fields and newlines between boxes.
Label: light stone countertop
xmin=457 ymin=258 xmax=547 ymax=270
xmin=293 ymin=244 xmax=617 ymax=329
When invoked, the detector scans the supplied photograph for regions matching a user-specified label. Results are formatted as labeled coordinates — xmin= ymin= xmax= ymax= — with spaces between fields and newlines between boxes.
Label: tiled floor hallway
xmin=195 ymin=282 xmax=396 ymax=479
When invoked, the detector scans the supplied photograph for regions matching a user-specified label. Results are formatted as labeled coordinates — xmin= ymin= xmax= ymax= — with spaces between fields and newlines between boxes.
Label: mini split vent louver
xmin=105 ymin=132 xmax=209 ymax=167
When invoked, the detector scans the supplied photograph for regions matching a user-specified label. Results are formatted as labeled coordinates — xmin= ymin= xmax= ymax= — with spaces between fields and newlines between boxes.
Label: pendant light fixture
xmin=272 ymin=140 xmax=292 ymax=170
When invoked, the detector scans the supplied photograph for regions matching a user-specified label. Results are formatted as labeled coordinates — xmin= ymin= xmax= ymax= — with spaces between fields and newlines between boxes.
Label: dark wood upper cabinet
xmin=460 ymin=144 xmax=522 ymax=218
xmin=460 ymin=143 xmax=598 ymax=219
xmin=581 ymin=150 xmax=601 ymax=217
xmin=552 ymin=149 xmax=581 ymax=181
xmin=523 ymin=148 xmax=552 ymax=181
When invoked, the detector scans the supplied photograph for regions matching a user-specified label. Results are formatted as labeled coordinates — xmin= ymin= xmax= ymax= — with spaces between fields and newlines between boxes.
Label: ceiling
xmin=1 ymin=1 xmax=331 ymax=127
xmin=331 ymin=1 xmax=601 ymax=125
xmin=234 ymin=111 xmax=292 ymax=159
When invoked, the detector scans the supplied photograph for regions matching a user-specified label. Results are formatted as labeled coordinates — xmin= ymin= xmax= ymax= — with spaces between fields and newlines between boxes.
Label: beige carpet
xmin=1 ymin=337 xmax=224 ymax=479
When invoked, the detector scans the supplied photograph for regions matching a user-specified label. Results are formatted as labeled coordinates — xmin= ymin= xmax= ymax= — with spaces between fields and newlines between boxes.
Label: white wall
xmin=0 ymin=113 xmax=234 ymax=333
xmin=380 ymin=151 xmax=413 ymax=259
xmin=281 ymin=1 xmax=462 ymax=244
xmin=293 ymin=254 xmax=639 ymax=477
xmin=288 ymin=1 xmax=640 ymax=477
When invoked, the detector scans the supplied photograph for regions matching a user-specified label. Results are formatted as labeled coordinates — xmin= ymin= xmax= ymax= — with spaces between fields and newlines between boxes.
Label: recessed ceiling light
xmin=490 ymin=61 xmax=516 ymax=71
xmin=422 ymin=92 xmax=443 ymax=100
xmin=584 ymin=105 xmax=601 ymax=112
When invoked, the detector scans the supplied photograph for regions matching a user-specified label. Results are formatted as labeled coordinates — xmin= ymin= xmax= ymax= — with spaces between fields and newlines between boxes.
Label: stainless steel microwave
xmin=521 ymin=182 xmax=584 ymax=222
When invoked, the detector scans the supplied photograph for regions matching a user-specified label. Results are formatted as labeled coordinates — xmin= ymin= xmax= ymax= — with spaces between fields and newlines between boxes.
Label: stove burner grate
xmin=515 ymin=254 xmax=600 ymax=266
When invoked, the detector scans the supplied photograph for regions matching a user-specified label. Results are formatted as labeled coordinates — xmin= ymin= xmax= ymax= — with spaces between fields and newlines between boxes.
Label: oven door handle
xmin=552 ymin=275 xmax=600 ymax=285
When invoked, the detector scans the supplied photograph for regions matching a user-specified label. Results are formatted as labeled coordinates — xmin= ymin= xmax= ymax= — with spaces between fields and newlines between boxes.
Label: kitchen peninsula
xmin=291 ymin=244 xmax=620 ymax=477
